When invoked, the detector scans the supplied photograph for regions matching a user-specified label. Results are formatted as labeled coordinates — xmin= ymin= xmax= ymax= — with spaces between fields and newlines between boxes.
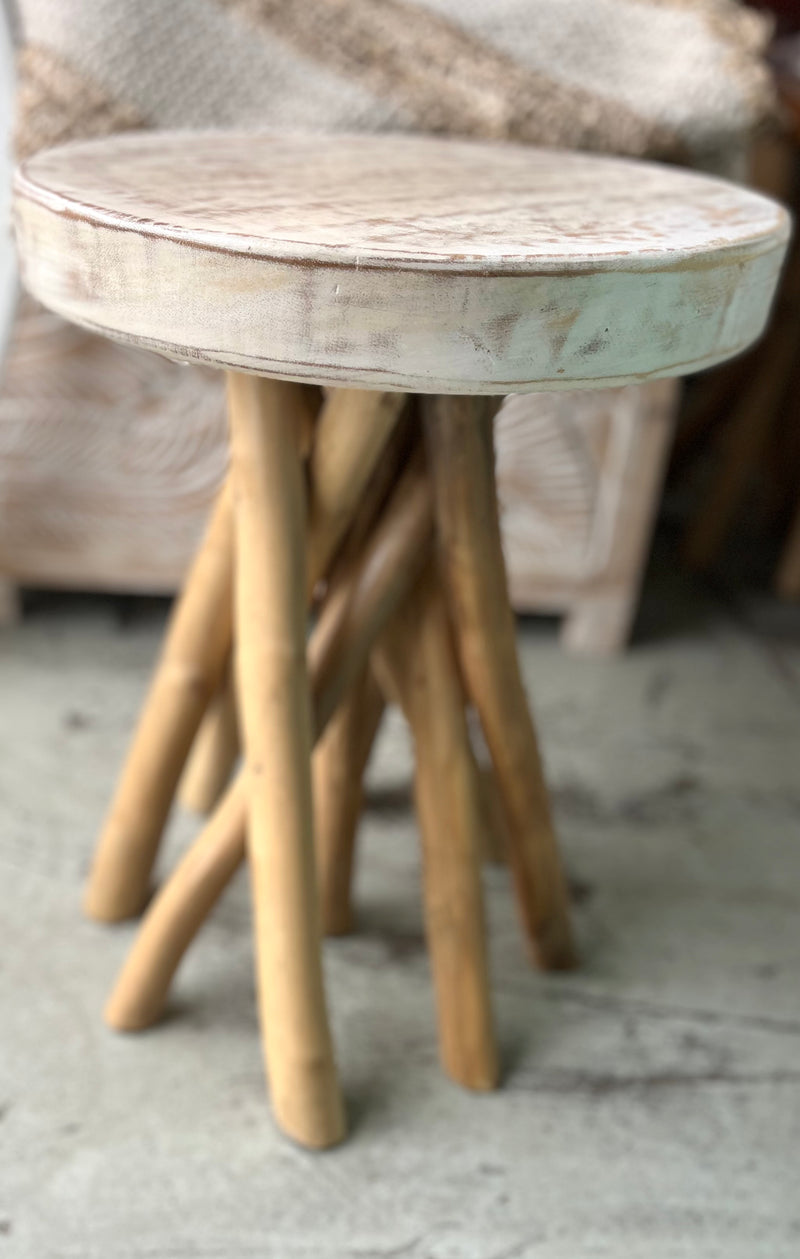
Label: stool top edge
xmin=14 ymin=130 xmax=791 ymax=278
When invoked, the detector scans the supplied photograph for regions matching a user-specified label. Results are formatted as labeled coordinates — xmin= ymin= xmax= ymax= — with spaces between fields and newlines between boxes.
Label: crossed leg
xmin=91 ymin=382 xmax=575 ymax=1149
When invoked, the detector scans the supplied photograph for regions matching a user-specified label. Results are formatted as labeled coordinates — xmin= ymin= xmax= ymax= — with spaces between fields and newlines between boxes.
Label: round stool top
xmin=13 ymin=131 xmax=789 ymax=394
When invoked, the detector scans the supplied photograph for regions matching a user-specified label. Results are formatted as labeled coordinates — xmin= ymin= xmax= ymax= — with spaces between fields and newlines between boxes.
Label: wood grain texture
xmin=424 ymin=395 xmax=576 ymax=971
xmin=84 ymin=482 xmax=234 ymax=922
xmin=306 ymin=452 xmax=434 ymax=733
xmin=228 ymin=372 xmax=345 ymax=1150
xmin=105 ymin=443 xmax=433 ymax=1033
xmin=13 ymin=132 xmax=788 ymax=393
xmin=777 ymin=500 xmax=800 ymax=599
xmin=313 ymin=665 xmax=384 ymax=937
xmin=372 ymin=564 xmax=498 ymax=1092
xmin=306 ymin=389 xmax=407 ymax=593
xmin=178 ymin=659 xmax=239 ymax=815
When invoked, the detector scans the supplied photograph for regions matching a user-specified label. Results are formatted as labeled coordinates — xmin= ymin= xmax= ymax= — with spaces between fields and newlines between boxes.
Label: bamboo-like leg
xmin=423 ymin=395 xmax=576 ymax=971
xmin=228 ymin=371 xmax=343 ymax=1149
xmin=306 ymin=389 xmax=407 ymax=595
xmin=319 ymin=404 xmax=418 ymax=585
xmin=683 ymin=226 xmax=800 ymax=572
xmin=308 ymin=414 xmax=417 ymax=936
xmin=105 ymin=439 xmax=432 ymax=1043
xmin=307 ymin=452 xmax=432 ymax=730
xmin=85 ymin=483 xmax=235 ymax=922
xmin=477 ymin=766 xmax=510 ymax=866
xmin=777 ymin=498 xmax=800 ymax=599
xmin=313 ymin=666 xmax=385 ymax=936
xmin=179 ymin=660 xmax=239 ymax=814
xmin=465 ymin=708 xmax=508 ymax=865
xmin=175 ymin=386 xmax=322 ymax=810
xmin=682 ymin=317 xmax=798 ymax=571
xmin=373 ymin=562 xmax=498 ymax=1091
xmin=86 ymin=387 xmax=398 ymax=926
xmin=103 ymin=780 xmax=250 ymax=1034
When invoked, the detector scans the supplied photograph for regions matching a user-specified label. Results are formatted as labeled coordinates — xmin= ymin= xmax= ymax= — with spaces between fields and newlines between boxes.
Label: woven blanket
xmin=11 ymin=0 xmax=774 ymax=168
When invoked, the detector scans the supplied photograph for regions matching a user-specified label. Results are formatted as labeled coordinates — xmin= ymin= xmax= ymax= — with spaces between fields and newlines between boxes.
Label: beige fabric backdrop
xmin=12 ymin=0 xmax=774 ymax=168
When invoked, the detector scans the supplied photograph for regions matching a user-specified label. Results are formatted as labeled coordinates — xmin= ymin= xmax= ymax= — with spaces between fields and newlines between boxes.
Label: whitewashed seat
xmin=14 ymin=131 xmax=788 ymax=393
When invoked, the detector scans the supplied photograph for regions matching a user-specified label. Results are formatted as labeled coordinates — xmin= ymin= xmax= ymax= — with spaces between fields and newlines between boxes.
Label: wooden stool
xmin=13 ymin=132 xmax=788 ymax=1149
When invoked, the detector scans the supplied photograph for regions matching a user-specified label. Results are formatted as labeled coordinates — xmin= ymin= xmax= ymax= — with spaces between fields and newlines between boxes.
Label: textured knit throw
xmin=11 ymin=0 xmax=774 ymax=168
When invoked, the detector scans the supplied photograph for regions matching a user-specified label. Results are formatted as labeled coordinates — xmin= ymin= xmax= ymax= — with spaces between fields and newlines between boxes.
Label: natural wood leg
xmin=682 ymin=316 xmax=798 ymax=571
xmin=306 ymin=388 xmax=407 ymax=596
xmin=777 ymin=498 xmax=800 ymax=599
xmin=309 ymin=414 xmax=418 ymax=938
xmin=85 ymin=483 xmax=234 ymax=922
xmin=373 ymin=561 xmax=498 ymax=1091
xmin=476 ymin=766 xmax=510 ymax=866
xmin=105 ymin=446 xmax=432 ymax=1039
xmin=322 ymin=404 xmax=418 ymax=582
xmin=423 ymin=395 xmax=576 ymax=971
xmin=463 ymin=709 xmax=508 ymax=865
xmin=314 ymin=666 xmax=385 ymax=936
xmin=179 ymin=659 xmax=239 ymax=814
xmin=670 ymin=357 xmax=749 ymax=478
xmin=763 ymin=331 xmax=800 ymax=532
xmin=103 ymin=778 xmax=249 ymax=1034
xmin=306 ymin=451 xmax=433 ymax=731
xmin=683 ymin=227 xmax=800 ymax=573
xmin=227 ymin=371 xmax=343 ymax=1149
xmin=86 ymin=386 xmax=399 ymax=927
xmin=175 ymin=385 xmax=323 ymax=810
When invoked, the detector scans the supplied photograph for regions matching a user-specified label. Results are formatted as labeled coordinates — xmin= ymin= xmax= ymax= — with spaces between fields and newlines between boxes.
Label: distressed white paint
xmin=13 ymin=131 xmax=790 ymax=393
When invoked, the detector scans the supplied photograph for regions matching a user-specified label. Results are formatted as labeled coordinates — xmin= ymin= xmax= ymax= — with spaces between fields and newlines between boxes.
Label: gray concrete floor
xmin=1 ymin=543 xmax=799 ymax=1257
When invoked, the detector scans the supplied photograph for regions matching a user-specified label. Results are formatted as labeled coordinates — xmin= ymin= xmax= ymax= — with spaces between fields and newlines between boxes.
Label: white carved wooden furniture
xmin=12 ymin=131 xmax=788 ymax=1149
xmin=496 ymin=379 xmax=679 ymax=652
